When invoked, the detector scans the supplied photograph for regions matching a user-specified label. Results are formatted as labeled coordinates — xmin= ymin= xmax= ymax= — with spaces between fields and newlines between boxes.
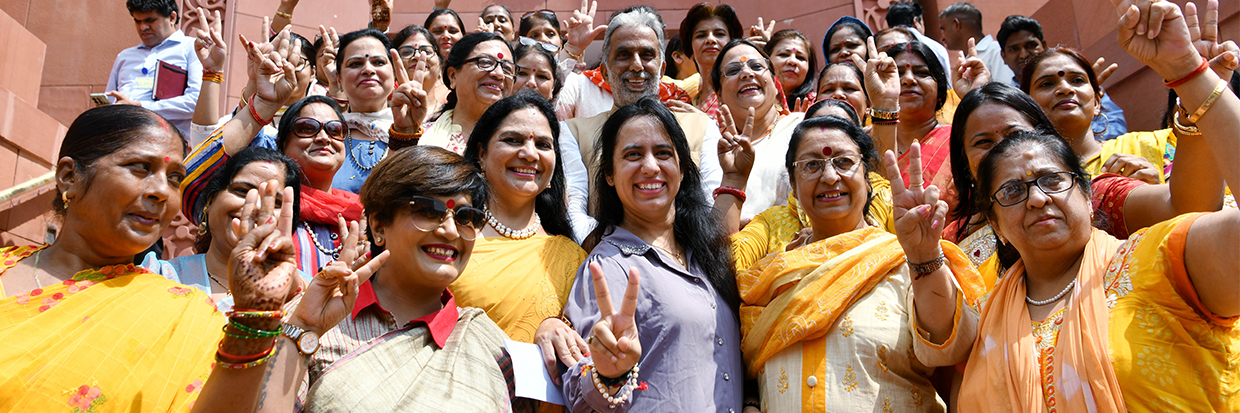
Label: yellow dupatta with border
xmin=737 ymin=227 xmax=984 ymax=378
xmin=0 ymin=245 xmax=224 ymax=412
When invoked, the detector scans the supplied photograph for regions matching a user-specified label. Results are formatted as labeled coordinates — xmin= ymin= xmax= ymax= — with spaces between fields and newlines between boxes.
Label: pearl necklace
xmin=484 ymin=210 xmax=540 ymax=240
xmin=1026 ymin=279 xmax=1076 ymax=306
xmin=303 ymin=222 xmax=343 ymax=259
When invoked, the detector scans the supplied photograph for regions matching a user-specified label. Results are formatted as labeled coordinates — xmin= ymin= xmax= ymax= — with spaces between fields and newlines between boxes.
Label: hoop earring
xmin=1091 ymin=111 xmax=1110 ymax=137
xmin=61 ymin=192 xmax=69 ymax=208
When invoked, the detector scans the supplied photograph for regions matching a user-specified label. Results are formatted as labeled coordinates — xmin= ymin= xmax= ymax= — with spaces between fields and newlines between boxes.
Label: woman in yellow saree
xmin=729 ymin=115 xmax=986 ymax=411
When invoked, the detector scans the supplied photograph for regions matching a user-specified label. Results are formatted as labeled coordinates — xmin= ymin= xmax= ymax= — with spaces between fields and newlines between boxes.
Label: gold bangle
xmin=239 ymin=93 xmax=250 ymax=108
xmin=275 ymin=10 xmax=292 ymax=19
xmin=870 ymin=107 xmax=899 ymax=121
xmin=565 ymin=48 xmax=583 ymax=61
xmin=1187 ymin=79 xmax=1228 ymax=124
xmin=1172 ymin=110 xmax=1202 ymax=136
xmin=202 ymin=72 xmax=223 ymax=83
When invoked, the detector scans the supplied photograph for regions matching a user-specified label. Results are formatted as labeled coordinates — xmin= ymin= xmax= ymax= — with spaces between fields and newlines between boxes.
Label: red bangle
xmin=216 ymin=340 xmax=275 ymax=362
xmin=248 ymin=94 xmax=273 ymax=126
xmin=712 ymin=186 xmax=747 ymax=203
xmin=1164 ymin=58 xmax=1209 ymax=88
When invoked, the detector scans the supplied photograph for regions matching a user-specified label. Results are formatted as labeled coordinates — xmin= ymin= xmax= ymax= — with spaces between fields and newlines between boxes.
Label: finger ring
xmin=570 ymin=346 xmax=580 ymax=352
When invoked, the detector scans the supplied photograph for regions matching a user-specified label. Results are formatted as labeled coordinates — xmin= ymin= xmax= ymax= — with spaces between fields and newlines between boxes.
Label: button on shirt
xmin=562 ymin=226 xmax=743 ymax=412
xmin=106 ymin=30 xmax=202 ymax=136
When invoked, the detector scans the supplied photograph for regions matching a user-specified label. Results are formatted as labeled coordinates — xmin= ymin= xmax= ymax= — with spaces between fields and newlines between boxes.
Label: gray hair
xmin=601 ymin=5 xmax=666 ymax=65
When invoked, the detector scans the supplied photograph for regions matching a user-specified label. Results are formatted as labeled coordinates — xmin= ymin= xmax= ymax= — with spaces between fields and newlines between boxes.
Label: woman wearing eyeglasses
xmin=392 ymin=25 xmax=446 ymax=123
xmin=418 ymin=32 xmax=515 ymax=154
xmin=735 ymin=115 xmax=984 ymax=412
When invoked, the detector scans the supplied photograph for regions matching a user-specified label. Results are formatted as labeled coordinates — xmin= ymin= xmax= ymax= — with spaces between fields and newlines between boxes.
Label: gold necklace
xmin=654 ymin=245 xmax=685 ymax=267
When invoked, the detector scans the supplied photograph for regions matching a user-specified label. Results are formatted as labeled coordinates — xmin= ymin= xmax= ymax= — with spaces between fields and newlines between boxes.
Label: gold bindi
xmin=740 ymin=56 xmax=748 ymax=62
xmin=1026 ymin=171 xmax=1033 ymax=176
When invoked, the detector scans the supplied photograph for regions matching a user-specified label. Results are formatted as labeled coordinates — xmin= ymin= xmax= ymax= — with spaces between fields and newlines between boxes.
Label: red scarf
xmin=299 ymin=185 xmax=364 ymax=225
xmin=583 ymin=69 xmax=692 ymax=104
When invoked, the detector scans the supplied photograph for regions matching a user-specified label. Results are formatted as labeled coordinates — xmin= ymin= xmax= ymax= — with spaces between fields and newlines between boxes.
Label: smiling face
xmin=827 ymin=27 xmax=866 ymax=64
xmin=512 ymin=53 xmax=555 ymax=100
xmin=769 ymin=37 xmax=811 ymax=92
xmin=429 ymin=15 xmax=464 ymax=58
xmin=718 ymin=46 xmax=778 ymax=120
xmin=283 ymin=103 xmax=345 ymax=186
xmin=524 ymin=17 xmax=562 ymax=48
xmin=399 ymin=32 xmax=442 ymax=84
xmin=373 ymin=192 xmax=476 ymax=291
xmin=817 ymin=65 xmax=868 ymax=117
xmin=607 ymin=116 xmax=682 ymax=227
xmin=480 ymin=107 xmax=556 ymax=205
xmin=131 ymin=10 xmax=177 ymax=47
xmin=791 ymin=128 xmax=870 ymax=237
xmin=894 ymin=51 xmax=939 ymax=120
xmin=1027 ymin=54 xmax=1099 ymax=136
xmin=604 ymin=25 xmax=663 ymax=106
xmin=962 ymin=103 xmax=1038 ymax=177
xmin=1002 ymin=30 xmax=1044 ymax=79
xmin=690 ymin=18 xmax=730 ymax=73
xmin=66 ymin=125 xmax=185 ymax=257
xmin=338 ymin=36 xmax=395 ymax=106
xmin=481 ymin=6 xmax=515 ymax=42
xmin=986 ymin=146 xmax=1092 ymax=259
xmin=446 ymin=40 xmax=514 ymax=112
xmin=205 ymin=161 xmax=288 ymax=251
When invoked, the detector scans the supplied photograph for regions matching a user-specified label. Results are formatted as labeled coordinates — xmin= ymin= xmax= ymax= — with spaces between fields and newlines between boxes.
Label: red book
xmin=153 ymin=60 xmax=188 ymax=101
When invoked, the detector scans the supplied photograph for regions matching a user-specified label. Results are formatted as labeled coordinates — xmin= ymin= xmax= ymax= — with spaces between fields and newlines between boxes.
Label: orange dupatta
xmin=738 ymin=227 xmax=983 ymax=378
xmin=958 ymin=229 xmax=1126 ymax=413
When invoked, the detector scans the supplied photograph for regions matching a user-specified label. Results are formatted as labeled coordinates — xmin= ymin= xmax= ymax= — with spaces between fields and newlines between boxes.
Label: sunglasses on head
xmin=518 ymin=36 xmax=559 ymax=53
xmin=407 ymin=196 xmax=486 ymax=240
xmin=291 ymin=117 xmax=345 ymax=140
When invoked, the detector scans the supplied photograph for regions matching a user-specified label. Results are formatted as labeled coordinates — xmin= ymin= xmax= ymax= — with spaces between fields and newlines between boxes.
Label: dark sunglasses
xmin=291 ymin=117 xmax=345 ymax=140
xmin=520 ymin=9 xmax=556 ymax=20
xmin=518 ymin=36 xmax=559 ymax=53
xmin=408 ymin=196 xmax=486 ymax=240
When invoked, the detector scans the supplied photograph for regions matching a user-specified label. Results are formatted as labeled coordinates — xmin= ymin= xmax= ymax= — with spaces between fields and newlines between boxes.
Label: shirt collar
xmin=139 ymin=30 xmax=186 ymax=49
xmin=350 ymin=280 xmax=459 ymax=348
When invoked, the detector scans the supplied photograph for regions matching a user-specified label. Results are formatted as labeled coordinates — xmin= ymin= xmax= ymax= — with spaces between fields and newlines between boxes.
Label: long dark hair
xmin=391 ymin=24 xmax=441 ymax=59
xmin=193 ymin=147 xmax=303 ymax=253
xmin=440 ymin=32 xmax=511 ymax=114
xmin=948 ymin=82 xmax=1056 ymax=240
xmin=887 ymin=41 xmax=948 ymax=110
xmin=58 ymin=105 xmax=185 ymax=214
xmin=275 ymin=95 xmax=345 ymax=153
xmin=678 ymin=3 xmax=743 ymax=58
xmin=462 ymin=92 xmax=572 ymax=238
xmin=766 ymin=29 xmax=819 ymax=104
xmin=587 ymin=97 xmax=740 ymax=312
xmin=785 ymin=115 xmax=880 ymax=223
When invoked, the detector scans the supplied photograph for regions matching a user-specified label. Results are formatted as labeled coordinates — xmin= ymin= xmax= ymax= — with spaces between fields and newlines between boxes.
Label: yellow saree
xmin=1082 ymin=129 xmax=1175 ymax=182
xmin=450 ymin=235 xmax=585 ymax=342
xmin=0 ymin=245 xmax=223 ymax=412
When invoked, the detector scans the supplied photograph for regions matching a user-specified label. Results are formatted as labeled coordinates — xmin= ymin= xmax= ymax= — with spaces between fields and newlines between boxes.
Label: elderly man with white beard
xmin=559 ymin=5 xmax=723 ymax=242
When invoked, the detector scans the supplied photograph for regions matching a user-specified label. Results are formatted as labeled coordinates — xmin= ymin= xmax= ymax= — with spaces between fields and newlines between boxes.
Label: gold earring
xmin=198 ymin=221 xmax=209 ymax=236
xmin=61 ymin=192 xmax=69 ymax=208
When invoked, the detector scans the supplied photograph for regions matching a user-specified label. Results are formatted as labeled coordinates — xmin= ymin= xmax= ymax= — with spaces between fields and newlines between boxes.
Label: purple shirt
xmin=562 ymin=226 xmax=743 ymax=412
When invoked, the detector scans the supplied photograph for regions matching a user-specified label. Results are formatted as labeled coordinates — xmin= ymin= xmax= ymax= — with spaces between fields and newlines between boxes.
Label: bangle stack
xmin=249 ymin=94 xmax=273 ymax=126
xmin=587 ymin=362 xmax=640 ymax=409
xmin=389 ymin=125 xmax=423 ymax=141
xmin=713 ymin=186 xmax=747 ymax=203
xmin=202 ymin=70 xmax=223 ymax=84
xmin=216 ymin=310 xmax=284 ymax=369
xmin=870 ymin=107 xmax=899 ymax=125
xmin=565 ymin=47 xmax=584 ymax=61
xmin=907 ymin=253 xmax=946 ymax=280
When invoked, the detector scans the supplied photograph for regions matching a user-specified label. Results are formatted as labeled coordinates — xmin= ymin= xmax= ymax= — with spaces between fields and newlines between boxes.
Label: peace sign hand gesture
xmin=851 ymin=37 xmax=899 ymax=111
xmin=389 ymin=50 xmax=431 ymax=132
xmin=240 ymin=25 xmax=297 ymax=109
xmin=193 ymin=7 xmax=226 ymax=72
xmin=884 ymin=144 xmax=947 ymax=264
xmin=1186 ymin=0 xmax=1239 ymax=80
xmin=563 ymin=0 xmax=606 ymax=59
xmin=952 ymin=37 xmax=991 ymax=97
xmin=291 ymin=217 xmax=391 ymax=335
xmin=717 ymin=104 xmax=756 ymax=179
xmin=587 ymin=262 xmax=641 ymax=379
xmin=229 ymin=181 xmax=299 ymax=312
xmin=317 ymin=26 xmax=341 ymax=93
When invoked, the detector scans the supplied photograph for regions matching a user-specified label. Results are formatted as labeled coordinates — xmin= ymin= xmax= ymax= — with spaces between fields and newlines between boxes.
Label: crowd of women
xmin=1 ymin=0 xmax=1238 ymax=411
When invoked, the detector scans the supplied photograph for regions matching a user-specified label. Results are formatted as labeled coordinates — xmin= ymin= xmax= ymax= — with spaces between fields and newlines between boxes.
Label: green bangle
xmin=227 ymin=319 xmax=281 ymax=338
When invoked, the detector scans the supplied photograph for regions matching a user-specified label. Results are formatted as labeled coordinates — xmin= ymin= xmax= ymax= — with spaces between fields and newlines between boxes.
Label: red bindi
xmin=445 ymin=199 xmax=455 ymax=209
xmin=164 ymin=156 xmax=170 ymax=162
xmin=497 ymin=52 xmax=504 ymax=59
xmin=822 ymin=147 xmax=833 ymax=156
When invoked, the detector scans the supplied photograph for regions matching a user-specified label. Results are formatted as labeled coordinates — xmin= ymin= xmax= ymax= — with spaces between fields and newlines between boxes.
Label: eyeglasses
xmin=464 ymin=55 xmax=516 ymax=77
xmin=792 ymin=154 xmax=863 ymax=180
xmin=722 ymin=59 xmax=768 ymax=78
xmin=518 ymin=36 xmax=559 ymax=53
xmin=398 ymin=45 xmax=437 ymax=60
xmin=520 ymin=9 xmax=556 ymax=20
xmin=291 ymin=117 xmax=345 ymax=140
xmin=407 ymin=196 xmax=486 ymax=240
xmin=991 ymin=171 xmax=1080 ymax=207
xmin=291 ymin=58 xmax=311 ymax=72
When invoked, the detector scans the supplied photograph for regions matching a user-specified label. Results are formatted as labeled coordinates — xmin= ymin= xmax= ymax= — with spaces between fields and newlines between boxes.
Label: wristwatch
xmin=282 ymin=323 xmax=321 ymax=355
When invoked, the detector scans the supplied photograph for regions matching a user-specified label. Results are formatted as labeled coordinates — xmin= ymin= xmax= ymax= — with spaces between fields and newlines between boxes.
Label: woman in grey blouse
xmin=556 ymin=97 xmax=744 ymax=412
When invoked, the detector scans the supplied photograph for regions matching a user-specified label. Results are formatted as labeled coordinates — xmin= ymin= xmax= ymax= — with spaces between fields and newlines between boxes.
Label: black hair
xmin=816 ymin=62 xmax=869 ymax=103
xmin=333 ymin=28 xmax=394 ymax=78
xmin=785 ymin=115 xmax=879 ymax=223
xmin=1162 ymin=71 xmax=1240 ymax=129
xmin=1020 ymin=47 xmax=1101 ymax=99
xmin=424 ymin=8 xmax=466 ymax=50
xmin=886 ymin=1 xmax=924 ymax=28
xmin=664 ymin=34 xmax=686 ymax=79
xmin=709 ymin=39 xmax=773 ymax=94
xmin=678 ymin=3 xmax=743 ymax=58
xmin=56 ymin=105 xmax=185 ymax=213
xmin=519 ymin=10 xmax=561 ymax=38
xmin=276 ymin=95 xmax=346 ymax=153
xmin=940 ymin=1 xmax=983 ymax=31
xmin=587 ymin=96 xmax=741 ymax=312
xmin=126 ymin=0 xmax=178 ymax=23
xmin=462 ymin=92 xmax=572 ymax=238
xmin=512 ymin=41 xmax=563 ymax=99
xmin=765 ymin=29 xmax=819 ymax=104
xmin=440 ymin=32 xmax=511 ymax=114
xmin=823 ymin=17 xmax=873 ymax=62
xmin=391 ymin=24 xmax=442 ymax=59
xmin=887 ymin=41 xmax=948 ymax=110
xmin=997 ymin=15 xmax=1044 ymax=50
xmin=272 ymin=32 xmax=316 ymax=71
xmin=482 ymin=4 xmax=512 ymax=20
xmin=948 ymin=82 xmax=1056 ymax=240
xmin=192 ymin=147 xmax=303 ymax=253
xmin=806 ymin=99 xmax=862 ymax=125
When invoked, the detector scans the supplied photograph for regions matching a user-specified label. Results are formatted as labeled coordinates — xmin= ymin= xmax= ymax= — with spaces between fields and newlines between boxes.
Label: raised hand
xmin=317 ymin=25 xmax=341 ymax=89
xmin=1186 ymin=0 xmax=1239 ymax=80
xmin=746 ymin=17 xmax=776 ymax=48
xmin=665 ymin=99 xmax=706 ymax=115
xmin=193 ymin=7 xmax=226 ymax=72
xmin=952 ymin=37 xmax=991 ymax=97
xmin=240 ymin=26 xmax=296 ymax=107
xmin=718 ymin=104 xmax=756 ymax=178
xmin=389 ymin=50 xmax=431 ymax=131
xmin=587 ymin=262 xmax=641 ymax=379
xmin=1111 ymin=0 xmax=1201 ymax=81
xmin=884 ymin=144 xmax=947 ymax=264
xmin=1092 ymin=56 xmax=1120 ymax=86
xmin=229 ymin=181 xmax=299 ymax=311
xmin=851 ymin=37 xmax=899 ymax=110
xmin=563 ymin=0 xmax=606 ymax=58
xmin=291 ymin=216 xmax=390 ymax=335
xmin=475 ymin=16 xmax=497 ymax=34
xmin=791 ymin=97 xmax=811 ymax=113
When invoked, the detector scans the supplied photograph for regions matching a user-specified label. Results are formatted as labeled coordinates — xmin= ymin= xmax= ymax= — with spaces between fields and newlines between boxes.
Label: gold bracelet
xmin=239 ymin=93 xmax=250 ymax=108
xmin=202 ymin=72 xmax=223 ymax=83
xmin=1172 ymin=110 xmax=1202 ymax=136
xmin=1187 ymin=79 xmax=1228 ymax=124
xmin=275 ymin=10 xmax=292 ymax=19
xmin=565 ymin=47 xmax=583 ymax=61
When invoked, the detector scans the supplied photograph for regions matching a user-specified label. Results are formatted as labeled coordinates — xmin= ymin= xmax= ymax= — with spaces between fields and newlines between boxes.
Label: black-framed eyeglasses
xmin=520 ymin=9 xmax=556 ymax=20
xmin=408 ymin=196 xmax=486 ymax=241
xmin=290 ymin=58 xmax=311 ymax=72
xmin=291 ymin=117 xmax=345 ymax=140
xmin=792 ymin=154 xmax=862 ymax=180
xmin=464 ymin=55 xmax=516 ymax=77
xmin=518 ymin=36 xmax=559 ymax=53
xmin=398 ymin=45 xmax=437 ymax=60
xmin=722 ymin=59 xmax=768 ymax=78
xmin=991 ymin=171 xmax=1080 ymax=207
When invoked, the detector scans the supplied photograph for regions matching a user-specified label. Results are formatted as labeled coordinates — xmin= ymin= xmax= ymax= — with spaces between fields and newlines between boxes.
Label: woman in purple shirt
xmin=556 ymin=97 xmax=744 ymax=412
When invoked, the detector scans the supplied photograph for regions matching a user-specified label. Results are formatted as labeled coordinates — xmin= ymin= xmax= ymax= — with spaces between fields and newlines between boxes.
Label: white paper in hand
xmin=504 ymin=339 xmax=566 ymax=405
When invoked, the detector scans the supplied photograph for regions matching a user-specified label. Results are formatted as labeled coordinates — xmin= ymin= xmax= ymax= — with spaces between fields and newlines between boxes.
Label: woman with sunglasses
xmin=519 ymin=9 xmax=563 ymax=50
xmin=509 ymin=39 xmax=563 ymax=101
xmin=392 ymin=25 xmax=446 ymax=122
xmin=418 ymin=32 xmax=515 ymax=154
xmin=735 ymin=115 xmax=984 ymax=412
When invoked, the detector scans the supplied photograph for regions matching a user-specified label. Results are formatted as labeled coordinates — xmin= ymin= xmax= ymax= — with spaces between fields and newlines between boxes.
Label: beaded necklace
xmin=303 ymin=222 xmax=343 ymax=259
xmin=346 ymin=134 xmax=386 ymax=171
xmin=484 ymin=210 xmax=541 ymax=240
